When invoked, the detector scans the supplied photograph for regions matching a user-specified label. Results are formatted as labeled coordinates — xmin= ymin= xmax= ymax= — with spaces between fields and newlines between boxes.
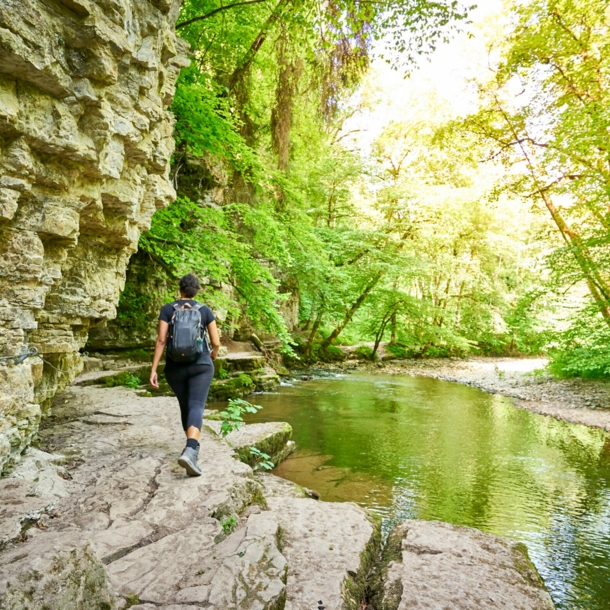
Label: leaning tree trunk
xmin=492 ymin=91 xmax=610 ymax=324
xmin=305 ymin=310 xmax=323 ymax=358
xmin=321 ymin=273 xmax=383 ymax=348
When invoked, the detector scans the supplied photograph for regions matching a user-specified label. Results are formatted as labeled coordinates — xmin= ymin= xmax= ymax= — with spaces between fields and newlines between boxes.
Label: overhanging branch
xmin=176 ymin=0 xmax=269 ymax=29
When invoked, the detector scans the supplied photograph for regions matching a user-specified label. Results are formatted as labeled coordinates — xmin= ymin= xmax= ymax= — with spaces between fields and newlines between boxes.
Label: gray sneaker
xmin=178 ymin=446 xmax=202 ymax=476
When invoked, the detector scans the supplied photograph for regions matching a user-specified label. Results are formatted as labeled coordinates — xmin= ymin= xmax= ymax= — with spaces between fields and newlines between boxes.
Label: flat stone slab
xmin=0 ymin=478 xmax=55 ymax=550
xmin=375 ymin=520 xmax=555 ymax=610
xmin=0 ymin=385 xmax=275 ymax=608
xmin=257 ymin=472 xmax=320 ymax=500
xmin=217 ymin=352 xmax=266 ymax=372
xmin=267 ymin=494 xmax=381 ymax=610
xmin=0 ymin=532 xmax=117 ymax=610
xmin=206 ymin=421 xmax=295 ymax=469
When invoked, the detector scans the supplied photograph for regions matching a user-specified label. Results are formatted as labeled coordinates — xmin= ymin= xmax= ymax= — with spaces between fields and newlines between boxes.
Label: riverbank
xmin=0 ymin=379 xmax=554 ymax=609
xmin=321 ymin=357 xmax=610 ymax=432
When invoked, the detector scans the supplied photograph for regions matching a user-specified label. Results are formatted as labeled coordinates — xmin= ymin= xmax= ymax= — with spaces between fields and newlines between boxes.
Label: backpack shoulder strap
xmin=169 ymin=302 xmax=182 ymax=323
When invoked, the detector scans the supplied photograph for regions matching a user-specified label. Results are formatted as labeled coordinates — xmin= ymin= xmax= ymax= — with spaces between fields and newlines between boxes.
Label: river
xmin=238 ymin=371 xmax=610 ymax=610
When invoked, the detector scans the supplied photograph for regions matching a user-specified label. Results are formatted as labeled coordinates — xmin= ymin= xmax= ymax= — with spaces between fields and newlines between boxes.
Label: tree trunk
xmin=491 ymin=90 xmax=610 ymax=323
xmin=271 ymin=28 xmax=301 ymax=173
xmin=304 ymin=310 xmax=323 ymax=358
xmin=373 ymin=316 xmax=391 ymax=359
xmin=539 ymin=189 xmax=610 ymax=321
xmin=390 ymin=311 xmax=397 ymax=345
xmin=321 ymin=273 xmax=383 ymax=348
xmin=228 ymin=0 xmax=288 ymax=92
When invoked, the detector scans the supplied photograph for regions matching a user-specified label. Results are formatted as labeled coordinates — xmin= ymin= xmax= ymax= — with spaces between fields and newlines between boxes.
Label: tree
xmin=463 ymin=0 xmax=610 ymax=323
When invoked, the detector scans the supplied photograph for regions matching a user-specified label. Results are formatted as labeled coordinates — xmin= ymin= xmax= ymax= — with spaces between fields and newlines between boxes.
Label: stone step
xmin=216 ymin=352 xmax=266 ymax=372
xmin=259 ymin=474 xmax=382 ymax=610
xmin=372 ymin=520 xmax=555 ymax=610
xmin=205 ymin=421 xmax=296 ymax=470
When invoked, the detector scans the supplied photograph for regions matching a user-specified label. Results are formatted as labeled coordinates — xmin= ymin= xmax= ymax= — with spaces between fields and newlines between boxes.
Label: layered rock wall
xmin=0 ymin=0 xmax=188 ymax=473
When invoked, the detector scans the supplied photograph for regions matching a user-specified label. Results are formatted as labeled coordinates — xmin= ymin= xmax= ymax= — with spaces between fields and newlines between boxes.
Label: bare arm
xmin=150 ymin=320 xmax=169 ymax=389
xmin=207 ymin=320 xmax=221 ymax=361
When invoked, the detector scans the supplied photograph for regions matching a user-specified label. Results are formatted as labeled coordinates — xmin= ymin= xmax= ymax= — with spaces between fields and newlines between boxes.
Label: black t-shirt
xmin=159 ymin=300 xmax=215 ymax=366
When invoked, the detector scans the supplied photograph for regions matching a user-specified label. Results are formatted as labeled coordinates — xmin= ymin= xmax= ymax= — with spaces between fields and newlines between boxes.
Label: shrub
xmin=354 ymin=345 xmax=376 ymax=360
xmin=103 ymin=371 xmax=140 ymax=389
xmin=385 ymin=343 xmax=411 ymax=359
xmin=548 ymin=310 xmax=610 ymax=379
xmin=219 ymin=398 xmax=262 ymax=436
xmin=220 ymin=515 xmax=238 ymax=534
xmin=237 ymin=373 xmax=253 ymax=387
xmin=316 ymin=344 xmax=347 ymax=362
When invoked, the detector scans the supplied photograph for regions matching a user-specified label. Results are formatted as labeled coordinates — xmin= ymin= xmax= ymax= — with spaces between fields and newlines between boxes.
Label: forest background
xmin=113 ymin=0 xmax=610 ymax=379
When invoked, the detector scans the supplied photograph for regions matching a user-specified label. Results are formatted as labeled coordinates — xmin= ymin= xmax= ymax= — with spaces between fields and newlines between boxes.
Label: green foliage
xmin=217 ymin=368 xmax=230 ymax=380
xmin=220 ymin=515 xmax=238 ymax=535
xmin=103 ymin=372 xmax=140 ymax=389
xmin=385 ymin=344 xmax=412 ymax=359
xmin=118 ymin=0 xmax=592 ymax=369
xmin=139 ymin=197 xmax=291 ymax=344
xmin=173 ymin=69 xmax=261 ymax=176
xmin=548 ymin=310 xmax=610 ymax=379
xmin=316 ymin=344 xmax=347 ymax=362
xmin=237 ymin=373 xmax=253 ymax=387
xmin=121 ymin=349 xmax=152 ymax=361
xmin=354 ymin=345 xmax=376 ymax=361
xmin=248 ymin=446 xmax=274 ymax=470
xmin=123 ymin=593 xmax=141 ymax=609
xmin=115 ymin=284 xmax=155 ymax=333
xmin=124 ymin=0 xmax=475 ymax=358
xmin=459 ymin=0 xmax=610 ymax=373
xmin=219 ymin=398 xmax=262 ymax=437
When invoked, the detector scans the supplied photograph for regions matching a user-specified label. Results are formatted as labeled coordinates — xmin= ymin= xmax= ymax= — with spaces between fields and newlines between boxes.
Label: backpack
xmin=166 ymin=302 xmax=209 ymax=363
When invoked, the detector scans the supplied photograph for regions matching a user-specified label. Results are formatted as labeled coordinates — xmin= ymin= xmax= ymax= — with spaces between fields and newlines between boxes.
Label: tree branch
xmin=176 ymin=0 xmax=269 ymax=29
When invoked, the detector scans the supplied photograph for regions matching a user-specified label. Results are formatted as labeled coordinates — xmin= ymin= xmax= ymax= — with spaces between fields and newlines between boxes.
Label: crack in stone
xmin=93 ymin=411 xmax=126 ymax=418
xmin=80 ymin=419 xmax=133 ymax=426
xmin=403 ymin=545 xmax=443 ymax=556
xmin=130 ymin=465 xmax=162 ymax=518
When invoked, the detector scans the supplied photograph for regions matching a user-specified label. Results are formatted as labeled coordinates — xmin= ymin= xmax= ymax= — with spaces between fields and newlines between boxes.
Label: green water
xmin=238 ymin=372 xmax=610 ymax=609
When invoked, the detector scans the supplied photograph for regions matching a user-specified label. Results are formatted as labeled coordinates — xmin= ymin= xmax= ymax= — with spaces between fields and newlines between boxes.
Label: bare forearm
xmin=151 ymin=340 xmax=165 ymax=372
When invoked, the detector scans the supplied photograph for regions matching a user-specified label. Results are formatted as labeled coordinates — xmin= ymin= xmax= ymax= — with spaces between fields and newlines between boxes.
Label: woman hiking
xmin=150 ymin=273 xmax=220 ymax=476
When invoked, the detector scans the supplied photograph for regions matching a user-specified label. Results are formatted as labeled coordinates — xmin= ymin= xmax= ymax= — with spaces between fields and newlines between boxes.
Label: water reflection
xmin=231 ymin=373 xmax=610 ymax=609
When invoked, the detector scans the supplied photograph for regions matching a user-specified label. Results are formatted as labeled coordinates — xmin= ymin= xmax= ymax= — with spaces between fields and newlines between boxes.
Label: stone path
xmin=0 ymin=384 xmax=377 ymax=609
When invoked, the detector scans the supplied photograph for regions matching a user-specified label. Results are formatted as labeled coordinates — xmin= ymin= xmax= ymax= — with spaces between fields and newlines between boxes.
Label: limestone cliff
xmin=0 ymin=0 xmax=189 ymax=474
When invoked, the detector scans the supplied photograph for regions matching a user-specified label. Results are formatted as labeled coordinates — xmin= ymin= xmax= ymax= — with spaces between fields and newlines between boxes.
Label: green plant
xmin=103 ymin=372 xmax=140 ymax=389
xmin=548 ymin=308 xmax=610 ymax=379
xmin=220 ymin=515 xmax=238 ymax=534
xmin=219 ymin=398 xmax=262 ymax=437
xmin=123 ymin=593 xmax=140 ymax=609
xmin=385 ymin=344 xmax=411 ymax=359
xmin=354 ymin=345 xmax=375 ymax=361
xmin=276 ymin=526 xmax=285 ymax=552
xmin=123 ymin=348 xmax=151 ymax=361
xmin=316 ymin=344 xmax=347 ymax=362
xmin=217 ymin=368 xmax=230 ymax=380
xmin=237 ymin=373 xmax=253 ymax=387
xmin=249 ymin=447 xmax=274 ymax=471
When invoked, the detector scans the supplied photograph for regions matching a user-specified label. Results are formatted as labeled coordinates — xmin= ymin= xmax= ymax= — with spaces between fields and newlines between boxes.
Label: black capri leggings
xmin=164 ymin=363 xmax=214 ymax=431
